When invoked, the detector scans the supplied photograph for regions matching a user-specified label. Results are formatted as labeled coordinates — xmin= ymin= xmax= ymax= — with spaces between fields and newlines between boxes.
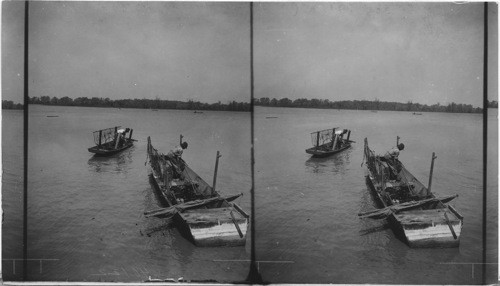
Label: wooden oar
xmin=230 ymin=210 xmax=244 ymax=238
xmin=443 ymin=211 xmax=458 ymax=240
xmin=358 ymin=194 xmax=458 ymax=219
xmin=144 ymin=193 xmax=243 ymax=218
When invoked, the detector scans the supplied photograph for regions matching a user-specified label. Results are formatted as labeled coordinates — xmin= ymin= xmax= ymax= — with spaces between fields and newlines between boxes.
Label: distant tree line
xmin=253 ymin=97 xmax=483 ymax=113
xmin=27 ymin=96 xmax=250 ymax=112
xmin=2 ymin=100 xmax=23 ymax=110
xmin=4 ymin=97 xmax=494 ymax=112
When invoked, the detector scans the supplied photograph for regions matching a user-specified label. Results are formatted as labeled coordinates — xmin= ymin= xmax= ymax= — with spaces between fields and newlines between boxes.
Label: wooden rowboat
xmin=145 ymin=136 xmax=249 ymax=247
xmin=360 ymin=137 xmax=463 ymax=248
xmin=305 ymin=128 xmax=354 ymax=157
xmin=88 ymin=126 xmax=134 ymax=156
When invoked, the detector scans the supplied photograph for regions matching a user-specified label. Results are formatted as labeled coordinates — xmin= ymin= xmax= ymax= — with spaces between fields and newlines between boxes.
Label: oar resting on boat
xmin=144 ymin=193 xmax=243 ymax=218
xmin=358 ymin=194 xmax=458 ymax=219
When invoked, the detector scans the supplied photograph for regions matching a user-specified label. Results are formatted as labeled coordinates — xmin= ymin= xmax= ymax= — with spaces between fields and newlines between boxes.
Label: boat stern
xmin=178 ymin=205 xmax=249 ymax=247
xmin=392 ymin=206 xmax=463 ymax=248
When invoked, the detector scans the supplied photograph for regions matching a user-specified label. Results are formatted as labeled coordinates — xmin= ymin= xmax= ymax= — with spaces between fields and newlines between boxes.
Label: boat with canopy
xmin=88 ymin=126 xmax=134 ymax=156
xmin=305 ymin=128 xmax=354 ymax=157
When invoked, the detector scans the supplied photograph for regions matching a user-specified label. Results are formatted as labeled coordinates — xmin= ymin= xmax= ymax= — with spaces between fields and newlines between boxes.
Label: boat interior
xmin=377 ymin=160 xmax=445 ymax=210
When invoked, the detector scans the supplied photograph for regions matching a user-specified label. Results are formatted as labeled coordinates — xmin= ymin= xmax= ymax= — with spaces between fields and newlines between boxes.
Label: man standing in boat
xmin=165 ymin=135 xmax=188 ymax=178
xmin=384 ymin=143 xmax=404 ymax=163
xmin=382 ymin=143 xmax=405 ymax=165
xmin=382 ymin=143 xmax=404 ymax=178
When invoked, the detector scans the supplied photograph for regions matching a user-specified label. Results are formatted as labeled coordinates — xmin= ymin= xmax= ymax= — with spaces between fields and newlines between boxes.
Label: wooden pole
xmin=212 ymin=151 xmax=222 ymax=194
xmin=114 ymin=133 xmax=121 ymax=149
xmin=428 ymin=152 xmax=437 ymax=193
xmin=129 ymin=129 xmax=133 ymax=139
xmin=316 ymin=131 xmax=320 ymax=149
xmin=332 ymin=134 xmax=339 ymax=151
xmin=98 ymin=130 xmax=102 ymax=147
xmin=347 ymin=130 xmax=351 ymax=141
xmin=180 ymin=134 xmax=183 ymax=145
xmin=396 ymin=136 xmax=400 ymax=146
xmin=230 ymin=211 xmax=244 ymax=238
xmin=443 ymin=212 xmax=458 ymax=239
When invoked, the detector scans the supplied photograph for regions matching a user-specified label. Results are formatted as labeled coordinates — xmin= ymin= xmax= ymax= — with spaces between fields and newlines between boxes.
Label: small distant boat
xmin=88 ymin=126 xmax=134 ymax=156
xmin=412 ymin=112 xmax=422 ymax=115
xmin=46 ymin=115 xmax=59 ymax=117
xmin=145 ymin=136 xmax=249 ymax=247
xmin=305 ymin=128 xmax=354 ymax=157
xmin=193 ymin=110 xmax=204 ymax=114
xmin=266 ymin=116 xmax=278 ymax=119
xmin=360 ymin=137 xmax=463 ymax=248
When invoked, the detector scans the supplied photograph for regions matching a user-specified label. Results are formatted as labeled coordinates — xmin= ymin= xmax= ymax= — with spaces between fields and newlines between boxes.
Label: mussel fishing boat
xmin=360 ymin=137 xmax=463 ymax=248
xmin=88 ymin=126 xmax=134 ymax=156
xmin=305 ymin=128 xmax=354 ymax=157
xmin=145 ymin=136 xmax=249 ymax=247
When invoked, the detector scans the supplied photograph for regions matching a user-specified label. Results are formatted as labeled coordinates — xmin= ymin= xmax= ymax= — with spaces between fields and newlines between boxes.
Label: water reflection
xmin=87 ymin=146 xmax=135 ymax=173
xmin=304 ymin=149 xmax=352 ymax=174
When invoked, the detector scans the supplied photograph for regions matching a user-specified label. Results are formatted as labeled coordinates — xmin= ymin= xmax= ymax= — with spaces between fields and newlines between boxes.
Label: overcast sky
xmin=3 ymin=1 xmax=251 ymax=104
xmin=2 ymin=2 xmax=497 ymax=107
xmin=255 ymin=2 xmax=497 ymax=107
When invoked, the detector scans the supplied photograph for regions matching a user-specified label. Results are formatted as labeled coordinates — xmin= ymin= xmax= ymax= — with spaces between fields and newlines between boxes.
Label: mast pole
xmin=428 ymin=152 xmax=437 ymax=193
xmin=212 ymin=151 xmax=222 ymax=194
xmin=316 ymin=131 xmax=320 ymax=150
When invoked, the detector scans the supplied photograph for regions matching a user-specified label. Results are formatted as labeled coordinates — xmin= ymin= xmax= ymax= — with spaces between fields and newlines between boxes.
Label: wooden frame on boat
xmin=145 ymin=136 xmax=249 ymax=247
xmin=305 ymin=127 xmax=354 ymax=157
xmin=88 ymin=126 xmax=134 ymax=156
xmin=360 ymin=137 xmax=463 ymax=248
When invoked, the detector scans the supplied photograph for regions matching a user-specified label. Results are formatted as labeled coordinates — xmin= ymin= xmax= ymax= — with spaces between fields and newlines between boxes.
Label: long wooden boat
xmin=361 ymin=138 xmax=463 ymax=248
xmin=88 ymin=126 xmax=134 ymax=156
xmin=145 ymin=136 xmax=249 ymax=247
xmin=305 ymin=128 xmax=354 ymax=157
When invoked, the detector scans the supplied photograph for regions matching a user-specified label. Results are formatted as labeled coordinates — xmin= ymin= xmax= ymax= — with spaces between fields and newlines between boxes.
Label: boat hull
xmin=366 ymin=173 xmax=462 ymax=248
xmin=146 ymin=138 xmax=249 ymax=247
xmin=391 ymin=208 xmax=462 ymax=248
xmin=178 ymin=207 xmax=249 ymax=247
xmin=305 ymin=143 xmax=351 ymax=157
xmin=88 ymin=141 xmax=133 ymax=156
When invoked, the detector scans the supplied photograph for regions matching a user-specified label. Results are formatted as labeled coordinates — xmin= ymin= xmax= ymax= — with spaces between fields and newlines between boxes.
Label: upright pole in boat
xmin=98 ymin=130 xmax=102 ymax=147
xmin=332 ymin=128 xmax=336 ymax=144
xmin=396 ymin=136 xmax=400 ymax=146
xmin=212 ymin=151 xmax=222 ymax=194
xmin=180 ymin=134 xmax=183 ymax=145
xmin=114 ymin=132 xmax=121 ymax=149
xmin=129 ymin=129 xmax=133 ymax=140
xmin=347 ymin=130 xmax=351 ymax=141
xmin=316 ymin=131 xmax=320 ymax=150
xmin=428 ymin=152 xmax=437 ymax=193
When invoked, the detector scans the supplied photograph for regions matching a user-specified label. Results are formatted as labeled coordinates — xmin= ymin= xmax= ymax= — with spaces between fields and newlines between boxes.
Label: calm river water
xmin=4 ymin=105 xmax=251 ymax=282
xmin=254 ymin=106 xmax=497 ymax=284
xmin=2 ymin=105 xmax=498 ymax=284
